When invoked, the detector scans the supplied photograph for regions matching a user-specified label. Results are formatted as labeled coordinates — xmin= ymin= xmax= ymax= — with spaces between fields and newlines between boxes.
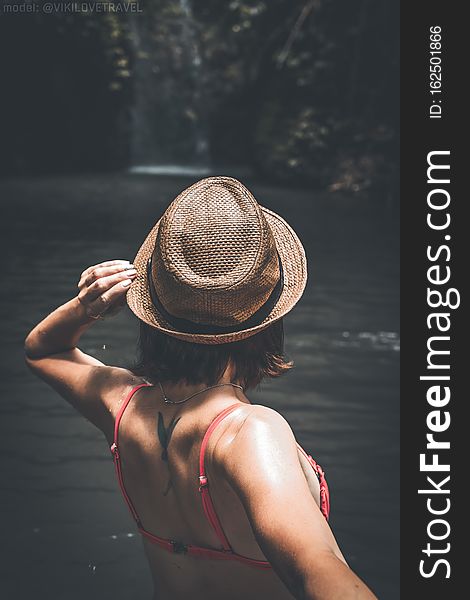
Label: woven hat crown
xmin=151 ymin=177 xmax=280 ymax=327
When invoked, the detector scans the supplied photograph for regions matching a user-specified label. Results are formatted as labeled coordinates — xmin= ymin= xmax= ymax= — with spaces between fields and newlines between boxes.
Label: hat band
xmin=146 ymin=255 xmax=284 ymax=335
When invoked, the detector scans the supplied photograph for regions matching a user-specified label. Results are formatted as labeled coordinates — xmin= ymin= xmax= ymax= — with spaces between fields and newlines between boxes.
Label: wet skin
xmin=24 ymin=259 xmax=378 ymax=600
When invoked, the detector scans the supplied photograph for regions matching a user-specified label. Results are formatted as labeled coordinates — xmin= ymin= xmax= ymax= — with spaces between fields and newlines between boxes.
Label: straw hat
xmin=126 ymin=176 xmax=307 ymax=344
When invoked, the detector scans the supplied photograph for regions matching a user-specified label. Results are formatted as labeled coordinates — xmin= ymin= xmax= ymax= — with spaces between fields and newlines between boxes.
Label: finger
xmin=78 ymin=260 xmax=132 ymax=286
xmin=78 ymin=262 xmax=135 ymax=289
xmin=79 ymin=264 xmax=135 ymax=290
xmin=79 ymin=269 xmax=137 ymax=304
xmin=84 ymin=278 xmax=133 ymax=318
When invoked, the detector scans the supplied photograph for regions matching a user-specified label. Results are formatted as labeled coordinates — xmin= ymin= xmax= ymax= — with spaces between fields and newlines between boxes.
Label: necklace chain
xmin=158 ymin=381 xmax=244 ymax=405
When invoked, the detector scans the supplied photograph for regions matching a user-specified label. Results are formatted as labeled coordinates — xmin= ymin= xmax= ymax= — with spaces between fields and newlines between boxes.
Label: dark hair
xmin=133 ymin=319 xmax=293 ymax=390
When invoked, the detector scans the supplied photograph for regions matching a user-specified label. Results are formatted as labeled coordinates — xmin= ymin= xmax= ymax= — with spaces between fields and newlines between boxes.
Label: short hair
xmin=133 ymin=319 xmax=293 ymax=390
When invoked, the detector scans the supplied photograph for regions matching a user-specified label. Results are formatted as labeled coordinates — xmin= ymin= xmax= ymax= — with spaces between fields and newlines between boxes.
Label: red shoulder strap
xmin=111 ymin=383 xmax=152 ymax=451
xmin=198 ymin=403 xmax=242 ymax=551
xmin=110 ymin=383 xmax=152 ymax=525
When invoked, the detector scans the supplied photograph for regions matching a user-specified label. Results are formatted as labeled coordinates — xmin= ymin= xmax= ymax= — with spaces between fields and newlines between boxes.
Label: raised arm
xmin=24 ymin=260 xmax=140 ymax=437
xmin=215 ymin=405 xmax=377 ymax=600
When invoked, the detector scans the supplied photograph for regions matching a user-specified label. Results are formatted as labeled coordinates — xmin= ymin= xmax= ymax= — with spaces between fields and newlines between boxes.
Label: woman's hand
xmin=77 ymin=260 xmax=137 ymax=320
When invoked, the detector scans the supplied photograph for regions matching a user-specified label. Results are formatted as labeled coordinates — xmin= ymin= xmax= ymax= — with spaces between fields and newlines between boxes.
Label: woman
xmin=25 ymin=177 xmax=377 ymax=600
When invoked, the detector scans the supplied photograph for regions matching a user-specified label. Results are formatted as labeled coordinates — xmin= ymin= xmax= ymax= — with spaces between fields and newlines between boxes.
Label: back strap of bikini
xmin=198 ymin=403 xmax=242 ymax=551
xmin=139 ymin=526 xmax=271 ymax=568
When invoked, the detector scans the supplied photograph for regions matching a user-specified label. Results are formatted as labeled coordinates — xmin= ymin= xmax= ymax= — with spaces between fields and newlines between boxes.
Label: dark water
xmin=0 ymin=174 xmax=399 ymax=599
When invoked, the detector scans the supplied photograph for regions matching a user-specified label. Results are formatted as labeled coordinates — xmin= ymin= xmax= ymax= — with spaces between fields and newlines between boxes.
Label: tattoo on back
xmin=157 ymin=412 xmax=181 ymax=496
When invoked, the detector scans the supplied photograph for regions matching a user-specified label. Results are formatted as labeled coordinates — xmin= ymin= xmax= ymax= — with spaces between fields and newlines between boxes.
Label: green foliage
xmin=194 ymin=0 xmax=398 ymax=192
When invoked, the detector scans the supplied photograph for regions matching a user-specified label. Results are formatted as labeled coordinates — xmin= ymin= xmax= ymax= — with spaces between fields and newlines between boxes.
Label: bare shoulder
xmin=214 ymin=403 xmax=300 ymax=484
xmin=234 ymin=403 xmax=296 ymax=438
xmin=80 ymin=364 xmax=150 ymax=442
xmin=92 ymin=365 xmax=148 ymax=416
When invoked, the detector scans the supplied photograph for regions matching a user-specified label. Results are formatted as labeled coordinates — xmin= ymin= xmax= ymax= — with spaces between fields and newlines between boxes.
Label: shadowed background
xmin=0 ymin=2 xmax=399 ymax=599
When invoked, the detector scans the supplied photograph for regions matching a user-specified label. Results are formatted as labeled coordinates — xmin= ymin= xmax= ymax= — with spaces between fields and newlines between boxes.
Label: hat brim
xmin=126 ymin=206 xmax=307 ymax=344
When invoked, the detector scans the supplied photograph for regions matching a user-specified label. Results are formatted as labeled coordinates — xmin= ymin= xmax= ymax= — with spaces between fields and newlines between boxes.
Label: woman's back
xmin=24 ymin=177 xmax=378 ymax=599
xmin=112 ymin=382 xmax=323 ymax=600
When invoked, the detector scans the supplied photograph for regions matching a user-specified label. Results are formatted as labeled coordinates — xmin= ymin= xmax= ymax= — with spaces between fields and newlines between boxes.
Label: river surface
xmin=0 ymin=173 xmax=399 ymax=599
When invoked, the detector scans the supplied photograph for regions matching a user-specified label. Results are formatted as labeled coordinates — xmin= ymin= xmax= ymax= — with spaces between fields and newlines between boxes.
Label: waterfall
xmin=129 ymin=0 xmax=211 ymax=175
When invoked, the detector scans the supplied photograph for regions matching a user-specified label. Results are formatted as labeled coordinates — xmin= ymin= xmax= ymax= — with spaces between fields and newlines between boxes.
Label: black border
xmin=401 ymin=2 xmax=464 ymax=596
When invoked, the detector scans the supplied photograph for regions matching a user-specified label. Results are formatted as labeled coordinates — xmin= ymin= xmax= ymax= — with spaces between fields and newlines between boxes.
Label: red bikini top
xmin=110 ymin=384 xmax=330 ymax=569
